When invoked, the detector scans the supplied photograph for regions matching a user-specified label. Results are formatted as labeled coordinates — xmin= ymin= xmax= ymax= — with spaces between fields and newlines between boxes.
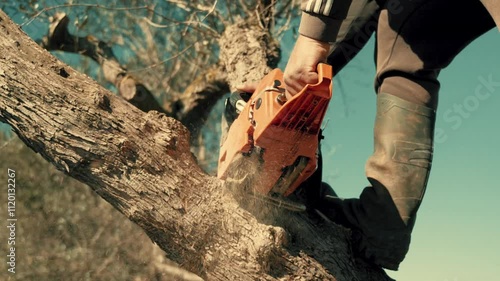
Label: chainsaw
xmin=217 ymin=63 xmax=333 ymax=212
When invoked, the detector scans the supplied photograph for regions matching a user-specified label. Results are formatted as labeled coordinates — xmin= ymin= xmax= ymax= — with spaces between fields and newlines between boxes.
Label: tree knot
xmin=58 ymin=67 xmax=69 ymax=78
xmin=93 ymin=91 xmax=111 ymax=112
xmin=154 ymin=131 xmax=177 ymax=151
xmin=118 ymin=138 xmax=138 ymax=162
xmin=255 ymin=226 xmax=288 ymax=276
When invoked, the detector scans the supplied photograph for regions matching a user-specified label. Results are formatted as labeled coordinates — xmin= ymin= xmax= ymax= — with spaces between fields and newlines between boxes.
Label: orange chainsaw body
xmin=218 ymin=63 xmax=333 ymax=197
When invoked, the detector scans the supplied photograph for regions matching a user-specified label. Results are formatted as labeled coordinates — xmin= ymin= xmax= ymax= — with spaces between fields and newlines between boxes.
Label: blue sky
xmin=307 ymin=28 xmax=500 ymax=280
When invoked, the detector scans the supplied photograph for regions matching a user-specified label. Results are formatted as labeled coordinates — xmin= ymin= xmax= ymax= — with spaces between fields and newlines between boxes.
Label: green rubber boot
xmin=320 ymin=92 xmax=436 ymax=270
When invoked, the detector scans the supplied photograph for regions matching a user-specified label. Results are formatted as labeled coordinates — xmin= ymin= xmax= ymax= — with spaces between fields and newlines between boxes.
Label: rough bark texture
xmin=0 ymin=10 xmax=393 ymax=281
xmin=219 ymin=18 xmax=281 ymax=89
xmin=40 ymin=12 xmax=167 ymax=115
xmin=40 ymin=13 xmax=231 ymax=139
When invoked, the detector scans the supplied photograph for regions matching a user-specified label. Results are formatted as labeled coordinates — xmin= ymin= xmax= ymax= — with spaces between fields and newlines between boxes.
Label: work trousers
xmin=376 ymin=0 xmax=497 ymax=110
xmin=329 ymin=0 xmax=498 ymax=104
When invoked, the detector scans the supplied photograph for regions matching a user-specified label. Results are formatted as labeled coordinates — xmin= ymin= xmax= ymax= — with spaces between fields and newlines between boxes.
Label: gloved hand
xmin=283 ymin=35 xmax=330 ymax=98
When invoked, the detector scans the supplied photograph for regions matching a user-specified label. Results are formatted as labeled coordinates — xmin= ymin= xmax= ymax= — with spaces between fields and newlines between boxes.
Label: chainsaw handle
xmin=317 ymin=63 xmax=333 ymax=85
xmin=286 ymin=63 xmax=332 ymax=102
xmin=310 ymin=63 xmax=333 ymax=94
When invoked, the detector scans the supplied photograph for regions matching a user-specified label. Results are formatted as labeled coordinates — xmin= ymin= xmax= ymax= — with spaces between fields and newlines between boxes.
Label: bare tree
xmin=9 ymin=0 xmax=290 ymax=167
xmin=0 ymin=4 xmax=393 ymax=281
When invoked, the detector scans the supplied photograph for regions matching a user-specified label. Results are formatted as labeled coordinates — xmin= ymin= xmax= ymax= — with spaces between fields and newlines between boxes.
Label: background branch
xmin=40 ymin=12 xmax=167 ymax=114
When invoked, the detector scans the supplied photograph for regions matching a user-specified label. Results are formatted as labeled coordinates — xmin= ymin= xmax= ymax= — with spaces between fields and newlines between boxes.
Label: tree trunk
xmin=0 ymin=10 xmax=392 ymax=281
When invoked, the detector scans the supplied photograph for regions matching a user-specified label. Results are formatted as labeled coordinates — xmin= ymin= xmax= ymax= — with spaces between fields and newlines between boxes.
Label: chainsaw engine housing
xmin=218 ymin=64 xmax=333 ymax=198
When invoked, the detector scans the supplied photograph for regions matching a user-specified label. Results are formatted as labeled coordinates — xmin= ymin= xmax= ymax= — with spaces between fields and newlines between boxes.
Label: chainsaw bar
xmin=251 ymin=192 xmax=307 ymax=212
xmin=222 ymin=147 xmax=307 ymax=212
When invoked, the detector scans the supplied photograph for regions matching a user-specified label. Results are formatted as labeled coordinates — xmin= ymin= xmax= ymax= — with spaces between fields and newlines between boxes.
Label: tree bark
xmin=40 ymin=12 xmax=167 ymax=115
xmin=0 ymin=10 xmax=392 ymax=281
xmin=39 ymin=12 xmax=231 ymax=146
xmin=218 ymin=19 xmax=281 ymax=89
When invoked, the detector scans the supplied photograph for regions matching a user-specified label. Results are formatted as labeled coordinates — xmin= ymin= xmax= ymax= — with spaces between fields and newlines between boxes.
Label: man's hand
xmin=284 ymin=35 xmax=330 ymax=99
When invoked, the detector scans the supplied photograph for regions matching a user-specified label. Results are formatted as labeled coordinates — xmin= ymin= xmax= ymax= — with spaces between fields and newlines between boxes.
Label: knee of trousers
xmin=376 ymin=71 xmax=440 ymax=110
xmin=365 ymin=93 xmax=436 ymax=225
xmin=374 ymin=8 xmax=443 ymax=109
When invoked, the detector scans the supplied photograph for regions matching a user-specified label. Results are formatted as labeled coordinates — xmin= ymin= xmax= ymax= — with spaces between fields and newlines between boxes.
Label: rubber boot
xmin=319 ymin=92 xmax=435 ymax=270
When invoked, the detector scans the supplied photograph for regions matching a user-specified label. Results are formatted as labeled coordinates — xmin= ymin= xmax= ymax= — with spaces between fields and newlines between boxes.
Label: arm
xmin=284 ymin=0 xmax=378 ymax=96
xmin=284 ymin=0 xmax=353 ymax=97
xmin=328 ymin=1 xmax=380 ymax=73
xmin=299 ymin=0 xmax=354 ymax=43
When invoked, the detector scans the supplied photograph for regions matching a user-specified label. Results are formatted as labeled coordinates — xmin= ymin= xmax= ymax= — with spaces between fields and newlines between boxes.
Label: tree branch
xmin=0 ymin=10 xmax=392 ymax=281
xmin=218 ymin=18 xmax=281 ymax=89
xmin=39 ymin=12 xmax=167 ymax=115
xmin=172 ymin=64 xmax=229 ymax=139
xmin=39 ymin=12 xmax=231 ymax=145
